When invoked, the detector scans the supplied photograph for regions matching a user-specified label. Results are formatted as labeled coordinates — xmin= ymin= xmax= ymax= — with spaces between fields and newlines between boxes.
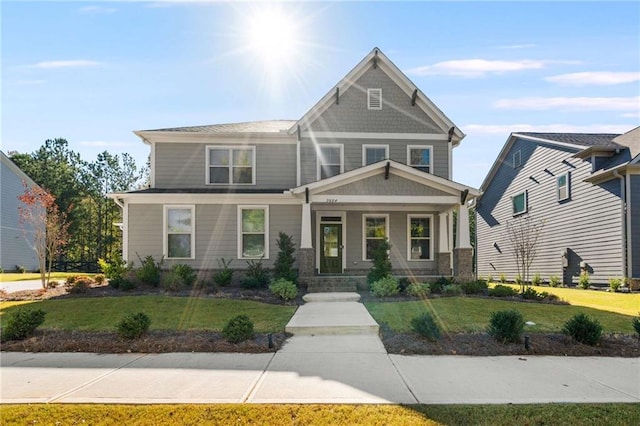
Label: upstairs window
xmin=557 ymin=172 xmax=570 ymax=201
xmin=407 ymin=145 xmax=433 ymax=173
xmin=164 ymin=205 xmax=195 ymax=259
xmin=367 ymin=88 xmax=382 ymax=110
xmin=363 ymin=144 xmax=389 ymax=166
xmin=207 ymin=146 xmax=255 ymax=185
xmin=363 ymin=214 xmax=388 ymax=261
xmin=513 ymin=150 xmax=522 ymax=168
xmin=317 ymin=145 xmax=343 ymax=180
xmin=512 ymin=191 xmax=527 ymax=215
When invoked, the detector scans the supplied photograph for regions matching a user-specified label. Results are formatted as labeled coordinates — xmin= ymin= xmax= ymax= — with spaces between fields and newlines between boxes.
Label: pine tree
xmin=273 ymin=232 xmax=297 ymax=284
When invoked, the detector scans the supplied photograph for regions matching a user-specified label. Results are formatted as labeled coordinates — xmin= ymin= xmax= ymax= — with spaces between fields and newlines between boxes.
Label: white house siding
xmin=155 ymin=142 xmax=297 ymax=189
xmin=0 ymin=154 xmax=40 ymax=271
xmin=477 ymin=138 xmax=623 ymax=285
xmin=630 ymin=175 xmax=640 ymax=278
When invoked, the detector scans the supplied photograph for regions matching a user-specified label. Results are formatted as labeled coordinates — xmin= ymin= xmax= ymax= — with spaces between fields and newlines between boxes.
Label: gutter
xmin=613 ymin=170 xmax=627 ymax=278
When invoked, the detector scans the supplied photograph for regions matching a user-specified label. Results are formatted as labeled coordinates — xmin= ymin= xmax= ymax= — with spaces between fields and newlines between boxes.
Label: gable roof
xmin=515 ymin=132 xmax=622 ymax=148
xmin=289 ymin=47 xmax=466 ymax=146
xmin=139 ymin=120 xmax=296 ymax=134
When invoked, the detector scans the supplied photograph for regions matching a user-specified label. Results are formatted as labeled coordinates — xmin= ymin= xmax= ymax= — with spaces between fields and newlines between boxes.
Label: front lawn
xmin=365 ymin=297 xmax=636 ymax=334
xmin=0 ymin=296 xmax=296 ymax=333
xmin=1 ymin=272 xmax=96 ymax=282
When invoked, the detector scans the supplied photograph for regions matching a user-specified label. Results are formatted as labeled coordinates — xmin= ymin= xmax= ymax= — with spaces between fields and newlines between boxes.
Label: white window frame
xmin=316 ymin=144 xmax=344 ymax=180
xmin=163 ymin=205 xmax=196 ymax=260
xmin=407 ymin=214 xmax=434 ymax=261
xmin=362 ymin=214 xmax=389 ymax=261
xmin=512 ymin=191 xmax=528 ymax=216
xmin=557 ymin=172 xmax=570 ymax=201
xmin=407 ymin=145 xmax=434 ymax=174
xmin=237 ymin=205 xmax=269 ymax=260
xmin=367 ymin=88 xmax=382 ymax=110
xmin=513 ymin=150 xmax=522 ymax=168
xmin=206 ymin=145 xmax=256 ymax=185
xmin=362 ymin=144 xmax=389 ymax=166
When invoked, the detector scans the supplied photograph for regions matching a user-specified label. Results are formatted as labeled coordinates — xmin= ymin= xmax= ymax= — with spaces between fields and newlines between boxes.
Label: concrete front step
xmin=285 ymin=300 xmax=379 ymax=336
xmin=303 ymin=292 xmax=361 ymax=302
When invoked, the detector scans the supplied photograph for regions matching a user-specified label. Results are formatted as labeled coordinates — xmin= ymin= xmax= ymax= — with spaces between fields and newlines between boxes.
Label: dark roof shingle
xmin=143 ymin=120 xmax=296 ymax=133
xmin=515 ymin=132 xmax=622 ymax=148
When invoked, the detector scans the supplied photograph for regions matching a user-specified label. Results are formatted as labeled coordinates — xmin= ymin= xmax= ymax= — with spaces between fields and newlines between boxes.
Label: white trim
xmin=407 ymin=145 xmax=434 ymax=174
xmin=113 ymin=193 xmax=297 ymax=205
xmin=123 ymin=201 xmax=129 ymax=262
xmin=206 ymin=145 xmax=256 ymax=186
xmin=407 ymin=214 xmax=434 ymax=261
xmin=302 ymin=131 xmax=448 ymax=140
xmin=557 ymin=172 xmax=570 ymax=201
xmin=513 ymin=150 xmax=522 ymax=168
xmin=135 ymin=130 xmax=296 ymax=145
xmin=163 ymin=205 xmax=196 ymax=260
xmin=626 ymin=173 xmax=633 ymax=277
xmin=448 ymin=140 xmax=452 ymax=179
xmin=512 ymin=191 xmax=528 ymax=216
xmin=362 ymin=213 xmax=389 ymax=261
xmin=511 ymin=133 xmax=587 ymax=150
xmin=296 ymin=139 xmax=301 ymax=187
xmin=362 ymin=144 xmax=389 ymax=166
xmin=149 ymin=141 xmax=156 ymax=188
xmin=367 ymin=88 xmax=382 ymax=110
xmin=316 ymin=211 xmax=347 ymax=273
xmin=316 ymin=144 xmax=344 ymax=181
xmin=312 ymin=195 xmax=460 ymax=204
xmin=237 ymin=205 xmax=270 ymax=260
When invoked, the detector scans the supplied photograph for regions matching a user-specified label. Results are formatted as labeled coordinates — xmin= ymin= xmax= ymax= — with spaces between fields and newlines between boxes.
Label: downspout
xmin=613 ymin=170 xmax=627 ymax=278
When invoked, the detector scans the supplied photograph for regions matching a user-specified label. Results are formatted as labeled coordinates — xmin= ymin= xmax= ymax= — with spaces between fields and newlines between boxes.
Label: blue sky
xmin=2 ymin=1 xmax=639 ymax=187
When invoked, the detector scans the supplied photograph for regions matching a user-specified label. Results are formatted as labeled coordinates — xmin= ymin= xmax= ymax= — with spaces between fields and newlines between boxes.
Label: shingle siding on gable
xmin=308 ymin=67 xmax=441 ymax=134
xmin=631 ymin=175 xmax=640 ymax=277
xmin=477 ymin=137 xmax=623 ymax=284
xmin=316 ymin=173 xmax=451 ymax=196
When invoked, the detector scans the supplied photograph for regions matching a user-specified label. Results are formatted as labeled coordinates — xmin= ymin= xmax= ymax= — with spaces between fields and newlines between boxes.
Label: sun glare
xmin=245 ymin=7 xmax=300 ymax=70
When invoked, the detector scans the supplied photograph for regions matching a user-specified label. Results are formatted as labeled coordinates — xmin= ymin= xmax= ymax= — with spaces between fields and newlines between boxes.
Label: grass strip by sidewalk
xmin=1 ymin=272 xmax=95 ymax=283
xmin=2 ymin=403 xmax=638 ymax=425
xmin=365 ymin=297 xmax=636 ymax=334
xmin=0 ymin=297 xmax=296 ymax=333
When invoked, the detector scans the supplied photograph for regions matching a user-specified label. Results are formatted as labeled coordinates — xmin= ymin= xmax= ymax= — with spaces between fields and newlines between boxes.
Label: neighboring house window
xmin=238 ymin=206 xmax=269 ymax=259
xmin=164 ymin=205 xmax=195 ymax=259
xmin=317 ymin=144 xmax=343 ymax=180
xmin=362 ymin=144 xmax=389 ymax=166
xmin=408 ymin=215 xmax=432 ymax=260
xmin=363 ymin=214 xmax=389 ymax=261
xmin=367 ymin=88 xmax=382 ymax=110
xmin=513 ymin=150 xmax=521 ymax=168
xmin=207 ymin=146 xmax=255 ymax=185
xmin=512 ymin=191 xmax=527 ymax=215
xmin=407 ymin=145 xmax=433 ymax=173
xmin=557 ymin=172 xmax=570 ymax=201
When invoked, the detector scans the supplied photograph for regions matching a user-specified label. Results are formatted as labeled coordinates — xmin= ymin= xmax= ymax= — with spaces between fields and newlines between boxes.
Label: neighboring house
xmin=109 ymin=48 xmax=479 ymax=289
xmin=0 ymin=151 xmax=42 ymax=272
xmin=477 ymin=128 xmax=640 ymax=287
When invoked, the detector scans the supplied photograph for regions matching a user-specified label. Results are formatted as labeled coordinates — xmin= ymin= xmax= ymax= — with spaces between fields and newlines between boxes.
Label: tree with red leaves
xmin=17 ymin=182 xmax=69 ymax=289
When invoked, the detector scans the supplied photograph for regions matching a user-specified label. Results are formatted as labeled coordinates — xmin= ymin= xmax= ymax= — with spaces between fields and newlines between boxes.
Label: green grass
xmin=0 ymin=296 xmax=296 ymax=333
xmin=1 ymin=404 xmax=638 ymax=425
xmin=365 ymin=297 xmax=636 ymax=334
xmin=489 ymin=283 xmax=640 ymax=316
xmin=1 ymin=272 xmax=96 ymax=282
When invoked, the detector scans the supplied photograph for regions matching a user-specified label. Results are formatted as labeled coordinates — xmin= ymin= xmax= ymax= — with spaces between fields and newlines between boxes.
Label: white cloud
xmin=79 ymin=6 xmax=116 ymax=14
xmin=78 ymin=141 xmax=129 ymax=148
xmin=546 ymin=71 xmax=640 ymax=86
xmin=493 ymin=96 xmax=640 ymax=112
xmin=407 ymin=59 xmax=546 ymax=77
xmin=464 ymin=123 xmax=635 ymax=135
xmin=30 ymin=60 xmax=102 ymax=69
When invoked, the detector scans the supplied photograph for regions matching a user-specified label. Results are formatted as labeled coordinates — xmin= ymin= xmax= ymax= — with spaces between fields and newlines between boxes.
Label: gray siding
xmin=127 ymin=203 xmax=301 ymax=270
xmin=477 ymin=138 xmax=624 ymax=284
xmin=316 ymin=173 xmax=450 ymax=196
xmin=631 ymin=175 xmax=640 ymax=278
xmin=309 ymin=66 xmax=441 ymax=134
xmin=155 ymin=142 xmax=297 ymax=189
xmin=0 ymin=158 xmax=39 ymax=271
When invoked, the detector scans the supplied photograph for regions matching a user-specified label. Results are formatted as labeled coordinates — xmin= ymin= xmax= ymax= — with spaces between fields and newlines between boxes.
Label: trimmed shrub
xmin=15 ymin=265 xmax=26 ymax=273
xmin=94 ymin=274 xmax=106 ymax=285
xmin=273 ymin=232 xmax=297 ymax=283
xmin=367 ymin=239 xmax=392 ymax=284
xmin=241 ymin=259 xmax=270 ymax=289
xmin=531 ymin=273 xmax=543 ymax=286
xmin=397 ymin=277 xmax=411 ymax=293
xmin=632 ymin=314 xmax=640 ymax=337
xmin=521 ymin=287 xmax=543 ymax=301
xmin=562 ymin=313 xmax=603 ymax=346
xmin=65 ymin=275 xmax=93 ymax=286
xmin=172 ymin=264 xmax=197 ymax=287
xmin=269 ymin=278 xmax=298 ymax=301
xmin=549 ymin=275 xmax=561 ymax=287
xmin=67 ymin=279 xmax=91 ymax=294
xmin=608 ymin=277 xmax=623 ymax=292
xmin=117 ymin=312 xmax=151 ymax=339
xmin=406 ymin=282 xmax=431 ymax=298
xmin=578 ymin=271 xmax=590 ymax=289
xmin=443 ymin=284 xmax=463 ymax=296
xmin=98 ymin=257 xmax=131 ymax=281
xmin=460 ymin=279 xmax=488 ymax=295
xmin=110 ymin=276 xmax=136 ymax=291
xmin=410 ymin=312 xmax=442 ymax=341
xmin=213 ymin=258 xmax=234 ymax=287
xmin=1 ymin=309 xmax=46 ymax=341
xmin=487 ymin=309 xmax=525 ymax=344
xmin=489 ymin=284 xmax=519 ymax=297
xmin=370 ymin=276 xmax=400 ymax=297
xmin=136 ymin=255 xmax=162 ymax=286
xmin=161 ymin=271 xmax=185 ymax=292
xmin=429 ymin=276 xmax=452 ymax=294
xmin=223 ymin=315 xmax=254 ymax=343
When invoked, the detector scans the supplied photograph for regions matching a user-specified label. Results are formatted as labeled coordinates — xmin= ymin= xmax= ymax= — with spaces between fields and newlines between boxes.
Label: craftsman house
xmin=476 ymin=128 xmax=640 ymax=287
xmin=110 ymin=48 xmax=479 ymax=289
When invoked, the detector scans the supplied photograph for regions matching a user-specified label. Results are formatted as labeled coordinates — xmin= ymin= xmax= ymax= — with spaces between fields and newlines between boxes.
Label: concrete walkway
xmin=0 ymin=279 xmax=45 ymax=293
xmin=1 ymin=292 xmax=639 ymax=404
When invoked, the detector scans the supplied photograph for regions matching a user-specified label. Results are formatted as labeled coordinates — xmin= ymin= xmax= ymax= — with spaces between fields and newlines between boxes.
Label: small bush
xmin=489 ymin=284 xmax=519 ymax=297
xmin=608 ymin=277 xmax=623 ymax=292
xmin=486 ymin=274 xmax=494 ymax=283
xmin=223 ymin=315 xmax=254 ymax=343
xmin=47 ymin=280 xmax=60 ymax=289
xmin=172 ymin=264 xmax=197 ymax=287
xmin=136 ymin=255 xmax=162 ymax=286
xmin=241 ymin=259 xmax=270 ymax=289
xmin=213 ymin=258 xmax=234 ymax=287
xmin=94 ymin=274 xmax=106 ymax=285
xmin=521 ymin=287 xmax=543 ymax=301
xmin=549 ymin=275 xmax=561 ymax=287
xmin=499 ymin=273 xmax=507 ymax=284
xmin=562 ymin=313 xmax=603 ymax=346
xmin=514 ymin=274 xmax=523 ymax=286
xmin=443 ymin=284 xmax=463 ymax=296
xmin=269 ymin=278 xmax=298 ymax=301
xmin=98 ymin=257 xmax=131 ymax=281
xmin=161 ymin=271 xmax=185 ymax=292
xmin=15 ymin=265 xmax=26 ymax=274
xmin=406 ymin=282 xmax=431 ymax=298
xmin=487 ymin=309 xmax=525 ymax=344
xmin=370 ymin=276 xmax=400 ymax=297
xmin=460 ymin=280 xmax=488 ymax=295
xmin=532 ymin=273 xmax=542 ymax=286
xmin=397 ymin=277 xmax=411 ymax=293
xmin=117 ymin=312 xmax=151 ymax=339
xmin=66 ymin=275 xmax=93 ymax=286
xmin=632 ymin=314 xmax=640 ymax=337
xmin=119 ymin=279 xmax=136 ymax=291
xmin=67 ymin=279 xmax=91 ymax=294
xmin=578 ymin=271 xmax=590 ymax=289
xmin=429 ymin=276 xmax=452 ymax=294
xmin=410 ymin=312 xmax=442 ymax=341
xmin=1 ymin=309 xmax=46 ymax=341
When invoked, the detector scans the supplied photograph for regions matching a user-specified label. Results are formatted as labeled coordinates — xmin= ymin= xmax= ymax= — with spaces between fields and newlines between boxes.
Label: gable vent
xmin=367 ymin=88 xmax=382 ymax=110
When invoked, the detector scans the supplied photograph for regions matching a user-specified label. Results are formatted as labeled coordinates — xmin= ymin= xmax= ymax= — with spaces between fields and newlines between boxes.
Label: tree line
xmin=10 ymin=138 xmax=147 ymax=263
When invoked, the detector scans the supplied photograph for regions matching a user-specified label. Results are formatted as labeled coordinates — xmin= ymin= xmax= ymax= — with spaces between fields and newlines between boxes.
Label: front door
xmin=320 ymin=223 xmax=342 ymax=274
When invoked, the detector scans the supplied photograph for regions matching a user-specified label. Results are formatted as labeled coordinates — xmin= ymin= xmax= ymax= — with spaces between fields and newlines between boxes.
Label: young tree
xmin=18 ymin=184 xmax=69 ymax=288
xmin=273 ymin=232 xmax=297 ymax=283
xmin=506 ymin=216 xmax=544 ymax=292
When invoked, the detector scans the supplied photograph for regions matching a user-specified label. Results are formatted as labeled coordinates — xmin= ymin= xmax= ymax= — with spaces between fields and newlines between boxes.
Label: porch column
xmin=438 ymin=212 xmax=451 ymax=276
xmin=453 ymin=204 xmax=474 ymax=282
xmin=298 ymin=202 xmax=314 ymax=287
xmin=301 ymin=203 xmax=312 ymax=249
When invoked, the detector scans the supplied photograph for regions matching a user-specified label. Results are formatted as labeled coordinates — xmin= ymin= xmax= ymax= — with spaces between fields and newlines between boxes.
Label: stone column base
xmin=438 ymin=252 xmax=451 ymax=276
xmin=297 ymin=248 xmax=315 ymax=287
xmin=453 ymin=247 xmax=474 ymax=282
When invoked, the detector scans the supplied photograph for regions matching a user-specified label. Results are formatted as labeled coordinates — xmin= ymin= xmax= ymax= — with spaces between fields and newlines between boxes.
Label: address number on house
xmin=325 ymin=198 xmax=338 ymax=203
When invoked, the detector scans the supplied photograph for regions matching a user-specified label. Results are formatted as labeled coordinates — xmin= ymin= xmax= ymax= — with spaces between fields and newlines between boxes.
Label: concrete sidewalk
xmin=0 ymin=279 xmax=45 ymax=293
